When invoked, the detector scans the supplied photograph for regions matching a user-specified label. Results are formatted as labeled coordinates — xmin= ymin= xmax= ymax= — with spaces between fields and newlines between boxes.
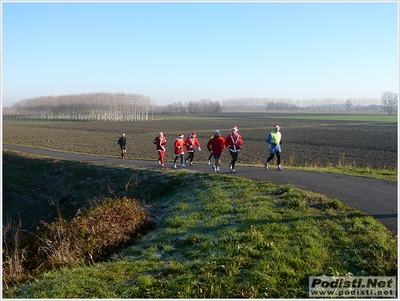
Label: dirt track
xmin=3 ymin=144 xmax=397 ymax=234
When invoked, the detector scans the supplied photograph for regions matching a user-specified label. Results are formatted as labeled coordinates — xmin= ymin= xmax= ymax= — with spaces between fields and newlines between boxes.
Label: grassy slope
xmin=3 ymin=151 xmax=397 ymax=298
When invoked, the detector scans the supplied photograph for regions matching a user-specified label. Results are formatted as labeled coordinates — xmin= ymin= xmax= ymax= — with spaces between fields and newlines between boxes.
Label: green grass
xmin=282 ymin=165 xmax=397 ymax=182
xmin=138 ymin=113 xmax=397 ymax=122
xmin=151 ymin=114 xmax=238 ymax=121
xmin=151 ymin=112 xmax=398 ymax=122
xmin=3 ymin=152 xmax=397 ymax=298
xmin=277 ymin=115 xmax=397 ymax=122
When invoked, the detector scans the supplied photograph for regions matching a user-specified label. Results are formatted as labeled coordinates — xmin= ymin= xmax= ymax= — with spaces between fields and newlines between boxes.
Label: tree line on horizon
xmin=2 ymin=91 xmax=397 ymax=121
xmin=4 ymin=93 xmax=153 ymax=121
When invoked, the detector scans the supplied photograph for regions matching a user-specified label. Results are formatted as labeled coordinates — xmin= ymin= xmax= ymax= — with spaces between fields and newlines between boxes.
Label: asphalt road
xmin=3 ymin=144 xmax=398 ymax=235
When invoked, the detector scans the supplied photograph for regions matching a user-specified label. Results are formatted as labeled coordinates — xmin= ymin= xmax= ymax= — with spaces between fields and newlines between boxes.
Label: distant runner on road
xmin=154 ymin=132 xmax=167 ymax=166
xmin=117 ymin=133 xmax=127 ymax=160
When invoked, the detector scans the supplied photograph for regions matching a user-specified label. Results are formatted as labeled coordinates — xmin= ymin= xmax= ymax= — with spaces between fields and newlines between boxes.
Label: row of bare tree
xmin=2 ymin=91 xmax=397 ymax=121
xmin=3 ymin=94 xmax=224 ymax=121
xmin=220 ymin=97 xmax=388 ymax=113
xmin=156 ymin=99 xmax=222 ymax=114
xmin=6 ymin=93 xmax=153 ymax=121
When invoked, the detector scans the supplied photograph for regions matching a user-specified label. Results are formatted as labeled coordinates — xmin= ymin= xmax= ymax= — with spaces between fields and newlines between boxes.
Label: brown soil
xmin=2 ymin=115 xmax=397 ymax=169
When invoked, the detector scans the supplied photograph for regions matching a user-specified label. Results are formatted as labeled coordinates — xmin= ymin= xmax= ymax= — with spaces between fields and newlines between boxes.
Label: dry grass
xmin=2 ymin=220 xmax=29 ymax=290
xmin=3 ymin=197 xmax=148 ymax=288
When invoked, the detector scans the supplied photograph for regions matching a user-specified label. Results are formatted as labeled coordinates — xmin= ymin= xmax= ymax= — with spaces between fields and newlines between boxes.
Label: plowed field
xmin=2 ymin=114 xmax=397 ymax=169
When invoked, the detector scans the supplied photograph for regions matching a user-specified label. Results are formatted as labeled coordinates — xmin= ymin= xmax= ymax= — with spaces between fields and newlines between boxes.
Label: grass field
xmin=277 ymin=114 xmax=397 ymax=122
xmin=2 ymin=150 xmax=397 ymax=298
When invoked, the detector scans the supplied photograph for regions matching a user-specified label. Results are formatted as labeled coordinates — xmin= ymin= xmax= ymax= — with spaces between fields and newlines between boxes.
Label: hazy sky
xmin=2 ymin=1 xmax=398 ymax=107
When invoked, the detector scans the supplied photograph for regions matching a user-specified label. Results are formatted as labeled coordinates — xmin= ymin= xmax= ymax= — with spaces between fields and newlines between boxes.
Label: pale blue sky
xmin=2 ymin=1 xmax=398 ymax=107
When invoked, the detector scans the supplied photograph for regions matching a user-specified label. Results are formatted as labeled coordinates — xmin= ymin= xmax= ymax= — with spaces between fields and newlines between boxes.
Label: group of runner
xmin=118 ymin=124 xmax=283 ymax=173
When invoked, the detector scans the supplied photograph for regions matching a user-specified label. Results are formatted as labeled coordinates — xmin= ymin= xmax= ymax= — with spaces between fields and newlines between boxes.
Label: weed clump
xmin=39 ymin=197 xmax=147 ymax=266
xmin=2 ymin=220 xmax=29 ymax=290
xmin=3 ymin=197 xmax=148 ymax=288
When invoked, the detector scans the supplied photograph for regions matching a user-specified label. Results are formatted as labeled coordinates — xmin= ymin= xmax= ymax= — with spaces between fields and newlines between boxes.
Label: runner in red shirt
xmin=185 ymin=132 xmax=201 ymax=165
xmin=207 ymin=130 xmax=225 ymax=173
xmin=225 ymin=126 xmax=243 ymax=173
xmin=173 ymin=133 xmax=185 ymax=168
xmin=154 ymin=132 xmax=167 ymax=166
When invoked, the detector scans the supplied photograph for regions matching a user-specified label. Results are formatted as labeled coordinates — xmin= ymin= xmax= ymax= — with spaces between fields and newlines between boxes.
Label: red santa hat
xmin=232 ymin=126 xmax=238 ymax=132
xmin=178 ymin=133 xmax=184 ymax=138
xmin=191 ymin=132 xmax=196 ymax=137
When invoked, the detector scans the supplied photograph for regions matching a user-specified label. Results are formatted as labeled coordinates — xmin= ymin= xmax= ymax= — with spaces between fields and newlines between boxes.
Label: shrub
xmin=37 ymin=197 xmax=147 ymax=268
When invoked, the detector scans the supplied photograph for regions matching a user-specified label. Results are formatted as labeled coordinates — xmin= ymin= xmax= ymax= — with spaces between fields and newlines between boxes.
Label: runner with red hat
xmin=154 ymin=132 xmax=167 ymax=166
xmin=225 ymin=126 xmax=243 ymax=173
xmin=173 ymin=133 xmax=186 ymax=168
xmin=185 ymin=132 xmax=201 ymax=165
